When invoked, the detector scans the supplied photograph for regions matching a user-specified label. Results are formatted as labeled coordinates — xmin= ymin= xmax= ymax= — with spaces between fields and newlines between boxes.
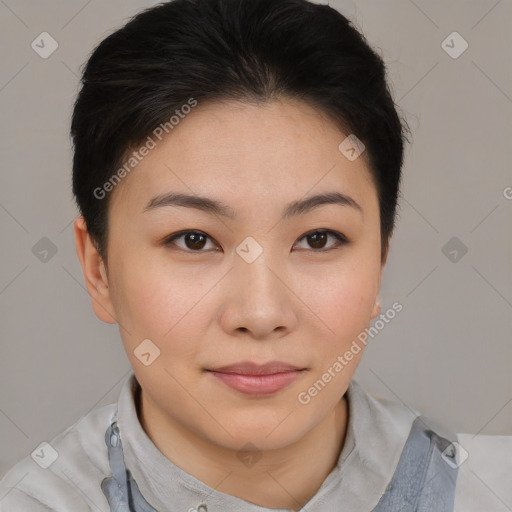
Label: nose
xmin=219 ymin=248 xmax=298 ymax=340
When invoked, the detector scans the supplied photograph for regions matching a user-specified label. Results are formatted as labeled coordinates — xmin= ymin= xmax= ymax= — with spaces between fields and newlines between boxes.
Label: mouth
xmin=205 ymin=361 xmax=307 ymax=396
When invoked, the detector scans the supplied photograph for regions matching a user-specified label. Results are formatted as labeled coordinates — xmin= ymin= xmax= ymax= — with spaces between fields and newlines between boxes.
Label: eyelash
xmin=162 ymin=229 xmax=349 ymax=253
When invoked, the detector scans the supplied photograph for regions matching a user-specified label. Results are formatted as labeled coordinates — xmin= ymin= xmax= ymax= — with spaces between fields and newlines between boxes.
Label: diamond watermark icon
xmin=236 ymin=236 xmax=263 ymax=264
xmin=441 ymin=31 xmax=468 ymax=59
xmin=134 ymin=339 xmax=161 ymax=366
xmin=441 ymin=441 xmax=469 ymax=468
xmin=31 ymin=32 xmax=59 ymax=59
xmin=442 ymin=236 xmax=468 ymax=263
xmin=31 ymin=442 xmax=59 ymax=469
xmin=237 ymin=442 xmax=262 ymax=468
xmin=32 ymin=237 xmax=58 ymax=263
xmin=339 ymin=134 xmax=365 ymax=161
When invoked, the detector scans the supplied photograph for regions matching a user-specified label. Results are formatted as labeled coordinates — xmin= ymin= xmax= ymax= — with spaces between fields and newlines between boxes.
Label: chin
xmin=210 ymin=413 xmax=309 ymax=451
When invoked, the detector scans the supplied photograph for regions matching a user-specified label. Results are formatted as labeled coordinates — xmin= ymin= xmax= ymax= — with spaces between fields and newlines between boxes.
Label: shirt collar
xmin=116 ymin=371 xmax=416 ymax=512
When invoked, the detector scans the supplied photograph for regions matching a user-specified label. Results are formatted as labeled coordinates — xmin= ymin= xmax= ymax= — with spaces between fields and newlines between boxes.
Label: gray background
xmin=1 ymin=0 xmax=511 ymax=477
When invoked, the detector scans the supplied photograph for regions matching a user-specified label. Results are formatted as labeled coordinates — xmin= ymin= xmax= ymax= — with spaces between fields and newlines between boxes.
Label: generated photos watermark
xmin=297 ymin=301 xmax=403 ymax=405
xmin=93 ymin=98 xmax=198 ymax=200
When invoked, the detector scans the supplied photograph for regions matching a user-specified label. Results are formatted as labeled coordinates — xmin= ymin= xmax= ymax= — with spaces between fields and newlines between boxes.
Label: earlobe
xmin=371 ymin=237 xmax=390 ymax=320
xmin=370 ymin=294 xmax=381 ymax=320
xmin=73 ymin=216 xmax=117 ymax=324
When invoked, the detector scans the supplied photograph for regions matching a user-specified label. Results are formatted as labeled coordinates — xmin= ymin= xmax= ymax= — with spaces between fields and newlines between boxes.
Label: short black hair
xmin=71 ymin=0 xmax=411 ymax=266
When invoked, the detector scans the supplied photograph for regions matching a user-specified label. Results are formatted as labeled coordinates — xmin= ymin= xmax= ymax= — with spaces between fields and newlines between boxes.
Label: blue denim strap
xmin=371 ymin=415 xmax=459 ymax=512
xmin=101 ymin=420 xmax=160 ymax=512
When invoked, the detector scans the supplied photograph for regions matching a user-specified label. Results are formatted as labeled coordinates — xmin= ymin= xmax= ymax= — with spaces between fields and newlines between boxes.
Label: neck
xmin=135 ymin=383 xmax=349 ymax=511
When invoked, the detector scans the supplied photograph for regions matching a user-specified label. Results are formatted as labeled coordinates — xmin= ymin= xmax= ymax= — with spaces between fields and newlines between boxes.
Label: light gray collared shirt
xmin=0 ymin=372 xmax=510 ymax=511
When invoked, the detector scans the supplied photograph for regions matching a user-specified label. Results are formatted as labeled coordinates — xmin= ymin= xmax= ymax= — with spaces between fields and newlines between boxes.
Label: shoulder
xmin=349 ymin=381 xmax=512 ymax=511
xmin=0 ymin=403 xmax=116 ymax=512
xmin=347 ymin=379 xmax=421 ymax=445
xmin=454 ymin=432 xmax=512 ymax=512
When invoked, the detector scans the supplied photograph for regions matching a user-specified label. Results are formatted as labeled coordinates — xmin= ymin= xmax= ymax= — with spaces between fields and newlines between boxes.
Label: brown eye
xmin=163 ymin=231 xmax=218 ymax=252
xmin=183 ymin=232 xmax=207 ymax=250
xmin=294 ymin=230 xmax=348 ymax=251
xmin=307 ymin=232 xmax=328 ymax=249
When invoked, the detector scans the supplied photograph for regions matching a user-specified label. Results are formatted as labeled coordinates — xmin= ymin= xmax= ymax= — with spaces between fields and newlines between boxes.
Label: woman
xmin=1 ymin=0 xmax=510 ymax=510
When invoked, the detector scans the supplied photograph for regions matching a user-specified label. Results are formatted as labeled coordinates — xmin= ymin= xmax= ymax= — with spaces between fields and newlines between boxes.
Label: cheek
xmin=111 ymin=253 xmax=231 ymax=375
xmin=293 ymin=259 xmax=380 ymax=385
xmin=297 ymin=261 xmax=378 ymax=334
xmin=109 ymin=252 xmax=201 ymax=344
xmin=294 ymin=274 xmax=374 ymax=406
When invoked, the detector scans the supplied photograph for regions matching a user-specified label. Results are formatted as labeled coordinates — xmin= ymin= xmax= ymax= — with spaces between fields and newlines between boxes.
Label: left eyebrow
xmin=143 ymin=191 xmax=363 ymax=219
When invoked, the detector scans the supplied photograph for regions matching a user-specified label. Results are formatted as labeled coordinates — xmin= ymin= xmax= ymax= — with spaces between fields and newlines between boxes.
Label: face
xmin=75 ymin=97 xmax=387 ymax=453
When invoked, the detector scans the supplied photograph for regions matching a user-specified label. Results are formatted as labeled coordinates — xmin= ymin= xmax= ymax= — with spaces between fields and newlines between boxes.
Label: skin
xmin=74 ymin=97 xmax=389 ymax=510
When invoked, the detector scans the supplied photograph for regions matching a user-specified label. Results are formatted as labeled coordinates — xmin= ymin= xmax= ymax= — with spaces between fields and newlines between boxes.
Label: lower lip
xmin=209 ymin=370 xmax=305 ymax=396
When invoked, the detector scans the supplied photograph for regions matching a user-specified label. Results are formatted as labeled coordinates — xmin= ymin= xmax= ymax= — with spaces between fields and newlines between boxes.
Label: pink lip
xmin=209 ymin=361 xmax=305 ymax=375
xmin=206 ymin=361 xmax=307 ymax=396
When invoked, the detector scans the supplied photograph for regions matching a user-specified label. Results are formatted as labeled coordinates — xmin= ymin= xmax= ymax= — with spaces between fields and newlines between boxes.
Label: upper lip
xmin=208 ymin=361 xmax=306 ymax=375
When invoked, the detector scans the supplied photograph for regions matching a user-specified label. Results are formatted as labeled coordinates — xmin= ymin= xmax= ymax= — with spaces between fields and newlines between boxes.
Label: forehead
xmin=109 ymin=97 xmax=376 ymax=216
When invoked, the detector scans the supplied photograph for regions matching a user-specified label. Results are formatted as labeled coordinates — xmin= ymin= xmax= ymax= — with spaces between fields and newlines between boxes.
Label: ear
xmin=74 ymin=215 xmax=117 ymax=324
xmin=370 ymin=236 xmax=391 ymax=320
xmin=370 ymin=294 xmax=381 ymax=320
